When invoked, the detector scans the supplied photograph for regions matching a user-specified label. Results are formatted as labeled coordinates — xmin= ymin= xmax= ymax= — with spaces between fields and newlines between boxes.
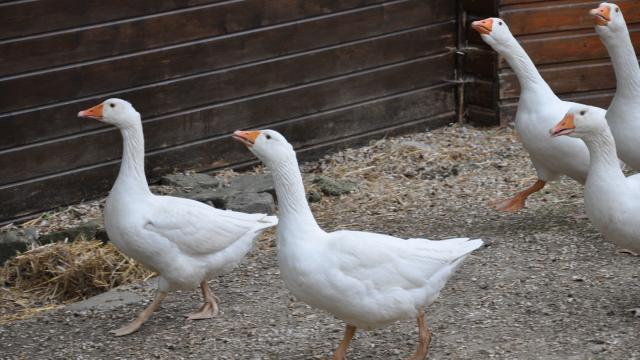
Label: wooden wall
xmin=0 ymin=0 xmax=458 ymax=222
xmin=463 ymin=0 xmax=640 ymax=125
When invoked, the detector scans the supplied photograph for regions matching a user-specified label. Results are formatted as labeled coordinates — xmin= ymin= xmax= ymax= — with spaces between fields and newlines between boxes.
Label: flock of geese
xmin=70 ymin=3 xmax=638 ymax=359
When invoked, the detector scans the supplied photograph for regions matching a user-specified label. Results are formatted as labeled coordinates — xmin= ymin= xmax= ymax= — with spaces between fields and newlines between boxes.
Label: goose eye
xmin=580 ymin=111 xmax=586 ymax=116
xmin=498 ymin=21 xmax=503 ymax=25
xmin=110 ymin=103 xmax=115 ymax=108
xmin=266 ymin=134 xmax=271 ymax=140
xmin=615 ymin=8 xmax=619 ymax=13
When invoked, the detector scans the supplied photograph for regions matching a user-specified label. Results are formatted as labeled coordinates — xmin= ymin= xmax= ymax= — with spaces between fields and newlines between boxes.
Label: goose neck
xmin=601 ymin=28 xmax=640 ymax=96
xmin=583 ymin=127 xmax=624 ymax=180
xmin=269 ymin=155 xmax=320 ymax=233
xmin=113 ymin=120 xmax=151 ymax=196
xmin=499 ymin=36 xmax=556 ymax=98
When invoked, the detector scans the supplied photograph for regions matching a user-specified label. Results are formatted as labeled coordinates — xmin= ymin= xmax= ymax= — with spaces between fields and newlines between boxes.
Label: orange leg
xmin=408 ymin=307 xmax=432 ymax=360
xmin=490 ymin=179 xmax=546 ymax=213
xmin=185 ymin=281 xmax=219 ymax=320
xmin=333 ymin=324 xmax=356 ymax=360
xmin=111 ymin=291 xmax=168 ymax=336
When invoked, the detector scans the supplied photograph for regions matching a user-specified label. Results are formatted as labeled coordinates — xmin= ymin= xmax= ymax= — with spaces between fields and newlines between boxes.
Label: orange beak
xmin=550 ymin=113 xmax=576 ymax=137
xmin=590 ymin=5 xmax=611 ymax=26
xmin=78 ymin=103 xmax=104 ymax=120
xmin=471 ymin=18 xmax=493 ymax=35
xmin=233 ymin=130 xmax=261 ymax=147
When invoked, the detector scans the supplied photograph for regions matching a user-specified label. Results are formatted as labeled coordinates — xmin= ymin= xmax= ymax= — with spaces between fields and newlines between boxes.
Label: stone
xmin=160 ymin=173 xmax=223 ymax=189
xmin=228 ymin=174 xmax=275 ymax=197
xmin=0 ymin=229 xmax=37 ymax=264
xmin=306 ymin=189 xmax=322 ymax=203
xmin=172 ymin=174 xmax=277 ymax=209
xmin=38 ymin=220 xmax=101 ymax=244
xmin=226 ymin=192 xmax=276 ymax=215
xmin=312 ymin=176 xmax=355 ymax=196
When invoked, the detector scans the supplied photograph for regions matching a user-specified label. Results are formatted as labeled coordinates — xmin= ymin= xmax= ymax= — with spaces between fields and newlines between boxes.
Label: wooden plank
xmin=0 ymin=20 xmax=455 ymax=150
xmin=499 ymin=59 xmax=621 ymax=99
xmin=0 ymin=85 xmax=455 ymax=221
xmin=463 ymin=46 xmax=496 ymax=79
xmin=466 ymin=79 xmax=495 ymax=107
xmin=0 ymin=0 xmax=222 ymax=40
xmin=0 ymin=2 xmax=455 ymax=113
xmin=498 ymin=25 xmax=640 ymax=68
xmin=463 ymin=0 xmax=498 ymax=16
xmin=465 ymin=104 xmax=499 ymax=126
xmin=0 ymin=53 xmax=454 ymax=185
xmin=499 ymin=89 xmax=615 ymax=123
xmin=501 ymin=0 xmax=640 ymax=36
xmin=0 ymin=0 xmax=451 ymax=77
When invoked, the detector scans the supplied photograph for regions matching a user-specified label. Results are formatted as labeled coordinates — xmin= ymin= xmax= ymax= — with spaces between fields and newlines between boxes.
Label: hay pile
xmin=1 ymin=240 xmax=152 ymax=309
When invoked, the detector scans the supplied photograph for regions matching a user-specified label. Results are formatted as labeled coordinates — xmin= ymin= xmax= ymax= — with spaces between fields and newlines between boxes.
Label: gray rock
xmin=228 ymin=174 xmax=275 ymax=197
xmin=312 ymin=176 xmax=355 ymax=196
xmin=38 ymin=220 xmax=101 ymax=244
xmin=0 ymin=228 xmax=37 ymax=264
xmin=226 ymin=192 xmax=276 ymax=215
xmin=160 ymin=173 xmax=223 ymax=189
xmin=174 ymin=187 xmax=236 ymax=209
xmin=306 ymin=189 xmax=322 ymax=203
xmin=172 ymin=174 xmax=277 ymax=209
xmin=66 ymin=278 xmax=157 ymax=311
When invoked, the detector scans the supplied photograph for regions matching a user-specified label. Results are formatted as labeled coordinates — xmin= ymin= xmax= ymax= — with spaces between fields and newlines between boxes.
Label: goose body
xmin=551 ymin=105 xmax=640 ymax=254
xmin=592 ymin=3 xmax=640 ymax=170
xmin=78 ymin=99 xmax=277 ymax=336
xmin=473 ymin=18 xmax=597 ymax=212
xmin=233 ymin=129 xmax=482 ymax=359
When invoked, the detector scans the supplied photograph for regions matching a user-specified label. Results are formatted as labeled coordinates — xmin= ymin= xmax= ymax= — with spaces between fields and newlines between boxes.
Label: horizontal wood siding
xmin=0 ymin=0 xmax=457 ymax=222
xmin=497 ymin=0 xmax=640 ymax=124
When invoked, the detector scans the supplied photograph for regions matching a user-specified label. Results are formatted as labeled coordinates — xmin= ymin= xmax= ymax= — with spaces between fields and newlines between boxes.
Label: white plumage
xmin=233 ymin=129 xmax=482 ymax=359
xmin=472 ymin=17 xmax=607 ymax=212
xmin=78 ymin=98 xmax=277 ymax=336
xmin=592 ymin=2 xmax=640 ymax=170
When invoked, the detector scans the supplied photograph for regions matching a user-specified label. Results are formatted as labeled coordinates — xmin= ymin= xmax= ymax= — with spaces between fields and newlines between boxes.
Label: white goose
xmin=591 ymin=3 xmax=640 ymax=170
xmin=233 ymin=129 xmax=483 ymax=359
xmin=550 ymin=104 xmax=640 ymax=255
xmin=77 ymin=99 xmax=277 ymax=336
xmin=472 ymin=18 xmax=597 ymax=212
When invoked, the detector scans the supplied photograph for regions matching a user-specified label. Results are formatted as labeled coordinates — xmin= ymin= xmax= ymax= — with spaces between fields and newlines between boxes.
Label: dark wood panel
xmin=465 ymin=104 xmax=498 ymax=126
xmin=0 ymin=20 xmax=455 ymax=150
xmin=499 ymin=89 xmax=614 ymax=123
xmin=499 ymin=59 xmax=620 ymax=99
xmin=466 ymin=79 xmax=495 ymax=107
xmin=463 ymin=0 xmax=498 ymax=16
xmin=0 ymin=1 xmax=455 ymax=113
xmin=502 ymin=0 xmax=640 ymax=36
xmin=0 ymin=85 xmax=454 ymax=221
xmin=463 ymin=46 xmax=496 ymax=79
xmin=0 ymin=0 xmax=222 ymax=40
xmin=0 ymin=0 xmax=449 ymax=78
xmin=0 ymin=53 xmax=453 ymax=185
xmin=499 ymin=25 xmax=640 ymax=68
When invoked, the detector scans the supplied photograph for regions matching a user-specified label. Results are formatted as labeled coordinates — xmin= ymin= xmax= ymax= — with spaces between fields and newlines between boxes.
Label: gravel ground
xmin=1 ymin=124 xmax=640 ymax=359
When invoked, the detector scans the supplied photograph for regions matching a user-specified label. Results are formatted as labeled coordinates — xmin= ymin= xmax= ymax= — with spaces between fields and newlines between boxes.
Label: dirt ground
xmin=1 ymin=124 xmax=639 ymax=359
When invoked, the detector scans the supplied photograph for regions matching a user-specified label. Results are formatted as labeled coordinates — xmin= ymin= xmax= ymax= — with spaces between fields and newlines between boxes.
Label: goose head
xmin=233 ymin=129 xmax=295 ymax=166
xmin=78 ymin=98 xmax=140 ymax=128
xmin=590 ymin=3 xmax=626 ymax=36
xmin=471 ymin=17 xmax=514 ymax=51
xmin=549 ymin=105 xmax=608 ymax=139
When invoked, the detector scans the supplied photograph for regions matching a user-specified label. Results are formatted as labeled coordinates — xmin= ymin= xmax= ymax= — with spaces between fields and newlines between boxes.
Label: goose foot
xmin=627 ymin=308 xmax=640 ymax=317
xmin=185 ymin=281 xmax=219 ymax=320
xmin=111 ymin=291 xmax=167 ymax=337
xmin=332 ymin=324 xmax=356 ymax=360
xmin=489 ymin=196 xmax=526 ymax=213
xmin=490 ymin=179 xmax=546 ymax=213
xmin=617 ymin=249 xmax=639 ymax=256
xmin=408 ymin=307 xmax=431 ymax=360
